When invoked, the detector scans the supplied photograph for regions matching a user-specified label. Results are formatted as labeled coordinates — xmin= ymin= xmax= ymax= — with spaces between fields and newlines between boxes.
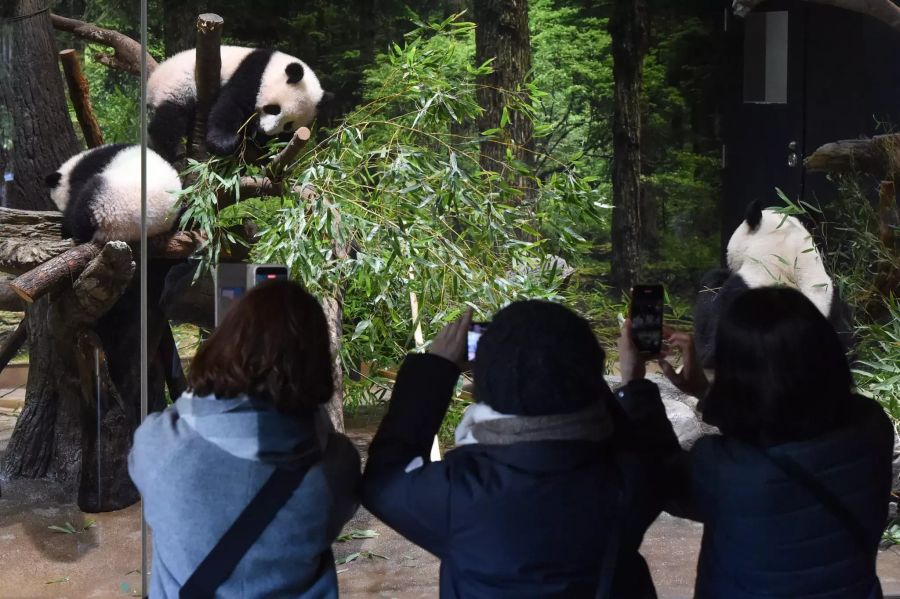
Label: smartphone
xmin=630 ymin=285 xmax=664 ymax=355
xmin=467 ymin=322 xmax=489 ymax=361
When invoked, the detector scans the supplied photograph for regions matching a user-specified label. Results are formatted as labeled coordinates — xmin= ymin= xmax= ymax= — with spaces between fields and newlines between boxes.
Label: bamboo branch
xmin=190 ymin=13 xmax=224 ymax=160
xmin=59 ymin=49 xmax=104 ymax=148
xmin=0 ymin=316 xmax=27 ymax=376
xmin=50 ymin=14 xmax=158 ymax=76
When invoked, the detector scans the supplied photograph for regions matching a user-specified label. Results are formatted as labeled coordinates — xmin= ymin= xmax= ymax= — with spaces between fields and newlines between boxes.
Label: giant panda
xmin=45 ymin=144 xmax=183 ymax=243
xmin=147 ymin=46 xmax=329 ymax=163
xmin=694 ymin=200 xmax=851 ymax=367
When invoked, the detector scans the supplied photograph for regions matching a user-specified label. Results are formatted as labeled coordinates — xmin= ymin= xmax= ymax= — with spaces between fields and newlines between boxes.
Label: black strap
xmin=179 ymin=461 xmax=314 ymax=599
xmin=762 ymin=450 xmax=873 ymax=559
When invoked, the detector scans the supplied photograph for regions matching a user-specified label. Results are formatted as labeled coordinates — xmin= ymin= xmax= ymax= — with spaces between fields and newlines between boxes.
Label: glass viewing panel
xmin=0 ymin=1 xmax=148 ymax=596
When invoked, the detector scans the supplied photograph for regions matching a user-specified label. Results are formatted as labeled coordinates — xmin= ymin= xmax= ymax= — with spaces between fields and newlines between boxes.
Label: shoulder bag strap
xmin=761 ymin=449 xmax=873 ymax=559
xmin=179 ymin=461 xmax=314 ymax=599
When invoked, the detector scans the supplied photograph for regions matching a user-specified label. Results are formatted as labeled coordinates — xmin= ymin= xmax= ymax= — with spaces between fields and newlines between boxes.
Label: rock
xmin=663 ymin=399 xmax=703 ymax=449
xmin=605 ymin=374 xmax=713 ymax=449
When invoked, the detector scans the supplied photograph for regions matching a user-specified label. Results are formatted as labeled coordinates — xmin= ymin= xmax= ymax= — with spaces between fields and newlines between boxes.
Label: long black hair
xmin=702 ymin=286 xmax=853 ymax=446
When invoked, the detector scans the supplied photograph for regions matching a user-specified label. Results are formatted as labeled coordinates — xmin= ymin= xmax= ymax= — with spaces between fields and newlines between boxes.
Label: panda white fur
xmin=45 ymin=144 xmax=182 ymax=243
xmin=147 ymin=46 xmax=329 ymax=162
xmin=694 ymin=201 xmax=851 ymax=367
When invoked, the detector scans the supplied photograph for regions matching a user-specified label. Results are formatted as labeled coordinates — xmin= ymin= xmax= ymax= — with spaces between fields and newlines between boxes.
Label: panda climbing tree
xmin=0 ymin=9 xmax=336 ymax=512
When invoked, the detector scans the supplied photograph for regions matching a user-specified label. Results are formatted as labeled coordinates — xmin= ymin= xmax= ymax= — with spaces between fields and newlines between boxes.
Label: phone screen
xmin=467 ymin=322 xmax=489 ymax=361
xmin=630 ymin=285 xmax=664 ymax=354
xmin=254 ymin=266 xmax=289 ymax=286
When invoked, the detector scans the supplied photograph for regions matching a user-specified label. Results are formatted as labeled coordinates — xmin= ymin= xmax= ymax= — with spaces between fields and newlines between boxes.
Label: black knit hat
xmin=472 ymin=300 xmax=611 ymax=416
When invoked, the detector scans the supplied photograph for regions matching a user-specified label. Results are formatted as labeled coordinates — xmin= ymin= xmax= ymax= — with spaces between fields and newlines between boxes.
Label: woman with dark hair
xmin=362 ymin=300 xmax=679 ymax=598
xmin=618 ymin=286 xmax=892 ymax=599
xmin=129 ymin=280 xmax=360 ymax=599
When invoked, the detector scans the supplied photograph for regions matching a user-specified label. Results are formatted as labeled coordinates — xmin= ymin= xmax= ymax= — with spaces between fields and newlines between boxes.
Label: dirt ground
xmin=3 ymin=411 xmax=900 ymax=598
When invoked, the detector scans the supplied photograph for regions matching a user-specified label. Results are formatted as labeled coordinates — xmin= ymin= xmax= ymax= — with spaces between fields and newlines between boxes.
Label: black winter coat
xmin=362 ymin=354 xmax=678 ymax=598
xmin=620 ymin=380 xmax=893 ymax=599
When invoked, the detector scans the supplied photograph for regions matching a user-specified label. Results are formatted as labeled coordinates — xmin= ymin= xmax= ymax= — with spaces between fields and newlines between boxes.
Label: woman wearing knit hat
xmin=362 ymin=300 xmax=680 ymax=598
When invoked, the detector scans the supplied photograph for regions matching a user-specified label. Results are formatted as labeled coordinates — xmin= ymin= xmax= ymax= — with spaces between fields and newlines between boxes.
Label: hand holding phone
xmin=630 ymin=285 xmax=664 ymax=355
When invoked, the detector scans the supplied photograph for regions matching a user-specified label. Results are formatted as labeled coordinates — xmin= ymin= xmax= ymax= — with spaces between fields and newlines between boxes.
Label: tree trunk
xmin=474 ymin=0 xmax=533 ymax=197
xmin=1 ymin=244 xmax=175 ymax=513
xmin=640 ymin=185 xmax=660 ymax=259
xmin=0 ymin=0 xmax=81 ymax=211
xmin=609 ymin=0 xmax=647 ymax=293
xmin=162 ymin=0 xmax=199 ymax=57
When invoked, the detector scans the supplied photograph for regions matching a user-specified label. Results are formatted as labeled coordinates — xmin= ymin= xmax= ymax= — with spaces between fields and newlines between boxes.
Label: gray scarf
xmin=454 ymin=400 xmax=612 ymax=446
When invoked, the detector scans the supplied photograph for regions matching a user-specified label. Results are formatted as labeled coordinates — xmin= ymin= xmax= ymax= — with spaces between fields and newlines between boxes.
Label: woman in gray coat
xmin=129 ymin=280 xmax=360 ymax=598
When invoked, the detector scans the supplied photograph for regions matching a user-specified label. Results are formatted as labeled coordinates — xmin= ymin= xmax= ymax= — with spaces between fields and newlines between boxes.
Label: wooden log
xmin=9 ymin=242 xmax=101 ymax=303
xmin=50 ymin=13 xmax=158 ymax=76
xmin=0 ymin=207 xmax=71 ymax=275
xmin=0 ymin=316 xmax=27 ymax=375
xmin=71 ymin=242 xmax=135 ymax=322
xmin=733 ymin=0 xmax=900 ymax=34
xmin=267 ymin=126 xmax=312 ymax=181
xmin=59 ymin=49 xmax=104 ymax=148
xmin=804 ymin=134 xmax=900 ymax=180
xmin=190 ymin=13 xmax=224 ymax=160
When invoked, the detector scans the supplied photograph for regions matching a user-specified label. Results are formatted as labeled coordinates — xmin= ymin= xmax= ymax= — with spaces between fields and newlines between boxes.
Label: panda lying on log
xmin=694 ymin=200 xmax=852 ymax=367
xmin=147 ymin=46 xmax=332 ymax=162
xmin=46 ymin=144 xmax=183 ymax=243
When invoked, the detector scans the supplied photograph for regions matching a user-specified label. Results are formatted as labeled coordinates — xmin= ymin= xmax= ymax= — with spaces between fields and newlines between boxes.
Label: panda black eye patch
xmin=263 ymin=104 xmax=282 ymax=115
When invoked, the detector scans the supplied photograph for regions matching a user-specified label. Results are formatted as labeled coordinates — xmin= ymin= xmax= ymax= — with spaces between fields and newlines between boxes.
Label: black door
xmin=722 ymin=0 xmax=806 ymax=238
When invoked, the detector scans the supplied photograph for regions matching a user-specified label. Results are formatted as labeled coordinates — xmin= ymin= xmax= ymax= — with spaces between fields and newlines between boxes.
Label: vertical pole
xmin=139 ymin=0 xmax=149 ymax=595
xmin=95 ymin=347 xmax=101 ymax=510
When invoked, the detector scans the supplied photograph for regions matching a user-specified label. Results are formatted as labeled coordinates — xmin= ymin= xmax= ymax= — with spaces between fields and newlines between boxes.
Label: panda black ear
xmin=45 ymin=172 xmax=62 ymax=189
xmin=745 ymin=200 xmax=763 ymax=231
xmin=285 ymin=62 xmax=304 ymax=84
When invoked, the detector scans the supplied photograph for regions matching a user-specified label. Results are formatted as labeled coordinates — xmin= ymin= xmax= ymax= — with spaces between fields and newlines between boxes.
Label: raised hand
xmin=657 ymin=327 xmax=709 ymax=398
xmin=617 ymin=319 xmax=647 ymax=385
xmin=429 ymin=308 xmax=473 ymax=369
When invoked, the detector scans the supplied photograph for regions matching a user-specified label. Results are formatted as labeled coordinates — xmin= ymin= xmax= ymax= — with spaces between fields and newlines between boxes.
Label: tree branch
xmin=9 ymin=243 xmax=102 ymax=303
xmin=733 ymin=0 xmax=900 ymax=33
xmin=50 ymin=13 xmax=159 ymax=76
xmin=266 ymin=126 xmax=312 ymax=181
xmin=190 ymin=13 xmax=224 ymax=159
xmin=59 ymin=49 xmax=104 ymax=148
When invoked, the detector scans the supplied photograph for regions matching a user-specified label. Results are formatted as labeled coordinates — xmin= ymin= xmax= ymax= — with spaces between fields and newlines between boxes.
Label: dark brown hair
xmin=188 ymin=280 xmax=333 ymax=417
xmin=703 ymin=286 xmax=851 ymax=446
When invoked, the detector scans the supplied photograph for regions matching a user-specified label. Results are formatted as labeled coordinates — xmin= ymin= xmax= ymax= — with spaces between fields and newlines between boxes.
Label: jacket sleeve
xmin=614 ymin=379 xmax=681 ymax=457
xmin=614 ymin=379 xmax=700 ymax=520
xmin=361 ymin=353 xmax=461 ymax=556
xmin=322 ymin=433 xmax=362 ymax=542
